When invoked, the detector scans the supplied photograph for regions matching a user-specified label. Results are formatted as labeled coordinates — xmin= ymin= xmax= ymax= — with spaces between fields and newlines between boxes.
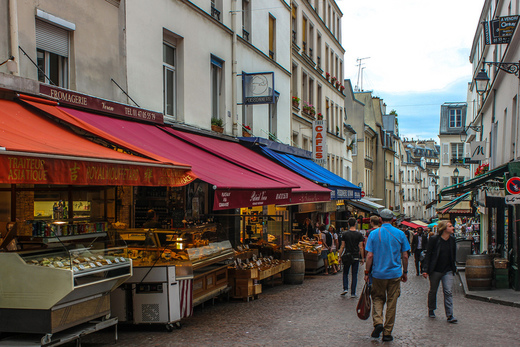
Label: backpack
xmin=325 ymin=231 xmax=333 ymax=247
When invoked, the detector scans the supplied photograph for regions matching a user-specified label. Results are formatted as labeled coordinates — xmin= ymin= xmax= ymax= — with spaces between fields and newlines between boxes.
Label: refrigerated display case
xmin=110 ymin=224 xmax=234 ymax=329
xmin=0 ymin=245 xmax=132 ymax=339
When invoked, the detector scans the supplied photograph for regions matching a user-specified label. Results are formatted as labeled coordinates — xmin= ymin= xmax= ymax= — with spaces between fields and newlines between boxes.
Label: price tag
xmin=114 ymin=258 xmax=120 ymax=263
xmin=56 ymin=261 xmax=64 ymax=268
xmin=89 ymin=262 xmax=96 ymax=268
xmin=106 ymin=259 xmax=112 ymax=265
xmin=72 ymin=266 xmax=79 ymax=272
xmin=96 ymin=262 xmax=103 ymax=267
xmin=78 ymin=264 xmax=85 ymax=270
xmin=119 ymin=257 xmax=126 ymax=262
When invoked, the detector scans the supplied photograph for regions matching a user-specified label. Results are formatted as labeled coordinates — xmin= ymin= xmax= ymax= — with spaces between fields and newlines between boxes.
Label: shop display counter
xmin=0 ymin=246 xmax=131 ymax=336
xmin=286 ymin=241 xmax=324 ymax=274
xmin=110 ymin=224 xmax=234 ymax=328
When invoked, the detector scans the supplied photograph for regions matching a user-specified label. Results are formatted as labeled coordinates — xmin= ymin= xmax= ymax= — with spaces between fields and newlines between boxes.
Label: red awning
xmin=23 ymin=101 xmax=295 ymax=210
xmin=0 ymin=99 xmax=195 ymax=186
xmin=401 ymin=221 xmax=423 ymax=229
xmin=161 ymin=128 xmax=332 ymax=204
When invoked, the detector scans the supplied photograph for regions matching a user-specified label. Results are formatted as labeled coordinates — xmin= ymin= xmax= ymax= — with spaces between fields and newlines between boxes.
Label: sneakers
xmin=340 ymin=290 xmax=348 ymax=296
xmin=351 ymin=294 xmax=358 ymax=298
xmin=447 ymin=316 xmax=458 ymax=324
xmin=371 ymin=324 xmax=384 ymax=338
xmin=428 ymin=310 xmax=436 ymax=318
xmin=382 ymin=335 xmax=393 ymax=342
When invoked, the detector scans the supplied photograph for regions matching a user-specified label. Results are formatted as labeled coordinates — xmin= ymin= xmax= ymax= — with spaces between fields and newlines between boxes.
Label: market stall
xmin=109 ymin=224 xmax=234 ymax=329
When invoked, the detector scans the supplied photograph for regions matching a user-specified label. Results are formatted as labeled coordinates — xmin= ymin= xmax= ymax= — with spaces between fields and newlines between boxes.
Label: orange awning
xmin=0 ymin=98 xmax=196 ymax=186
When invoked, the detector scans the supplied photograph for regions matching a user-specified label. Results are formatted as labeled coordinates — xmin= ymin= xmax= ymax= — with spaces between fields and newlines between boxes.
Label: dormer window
xmin=449 ymin=109 xmax=462 ymax=128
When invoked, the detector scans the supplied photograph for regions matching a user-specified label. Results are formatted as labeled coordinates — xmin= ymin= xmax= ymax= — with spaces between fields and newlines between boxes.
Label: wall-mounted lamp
xmin=0 ymin=56 xmax=17 ymax=74
xmin=453 ymin=168 xmax=460 ymax=177
xmin=475 ymin=61 xmax=520 ymax=95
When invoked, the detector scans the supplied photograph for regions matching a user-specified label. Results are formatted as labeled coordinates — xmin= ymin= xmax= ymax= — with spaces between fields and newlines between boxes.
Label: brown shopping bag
xmin=356 ymin=282 xmax=371 ymax=320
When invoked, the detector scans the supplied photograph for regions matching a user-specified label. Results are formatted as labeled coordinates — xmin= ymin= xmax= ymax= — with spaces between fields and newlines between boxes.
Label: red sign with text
xmin=40 ymin=84 xmax=164 ymax=124
xmin=0 ymin=154 xmax=195 ymax=187
xmin=312 ymin=120 xmax=327 ymax=165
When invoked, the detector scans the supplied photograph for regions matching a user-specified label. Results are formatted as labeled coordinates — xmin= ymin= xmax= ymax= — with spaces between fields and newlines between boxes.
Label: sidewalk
xmin=457 ymin=268 xmax=520 ymax=308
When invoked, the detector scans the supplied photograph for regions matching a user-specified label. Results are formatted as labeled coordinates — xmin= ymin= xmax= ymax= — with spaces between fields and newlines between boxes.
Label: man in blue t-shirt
xmin=364 ymin=209 xmax=410 ymax=342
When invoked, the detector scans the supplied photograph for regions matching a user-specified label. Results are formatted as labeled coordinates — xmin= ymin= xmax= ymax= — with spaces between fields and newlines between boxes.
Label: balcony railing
xmin=211 ymin=6 xmax=221 ymax=21
xmin=242 ymin=28 xmax=250 ymax=41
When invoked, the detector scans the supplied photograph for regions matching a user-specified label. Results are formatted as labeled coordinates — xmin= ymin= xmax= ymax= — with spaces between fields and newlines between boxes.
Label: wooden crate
xmin=258 ymin=267 xmax=272 ymax=280
xmin=494 ymin=258 xmax=508 ymax=269
xmin=229 ymin=267 xmax=258 ymax=279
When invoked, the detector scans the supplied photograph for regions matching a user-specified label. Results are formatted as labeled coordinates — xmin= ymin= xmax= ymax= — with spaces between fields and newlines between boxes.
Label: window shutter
xmin=36 ymin=19 xmax=69 ymax=57
xmin=442 ymin=143 xmax=449 ymax=165
xmin=443 ymin=176 xmax=449 ymax=188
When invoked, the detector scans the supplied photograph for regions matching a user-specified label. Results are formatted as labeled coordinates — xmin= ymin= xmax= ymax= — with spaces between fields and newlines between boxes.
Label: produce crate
xmin=258 ymin=267 xmax=272 ymax=280
xmin=494 ymin=258 xmax=508 ymax=269
xmin=228 ymin=267 xmax=258 ymax=279
xmin=232 ymin=278 xmax=261 ymax=301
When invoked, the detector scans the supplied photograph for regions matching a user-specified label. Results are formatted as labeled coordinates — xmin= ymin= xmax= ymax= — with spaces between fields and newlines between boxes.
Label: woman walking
xmin=421 ymin=220 xmax=458 ymax=323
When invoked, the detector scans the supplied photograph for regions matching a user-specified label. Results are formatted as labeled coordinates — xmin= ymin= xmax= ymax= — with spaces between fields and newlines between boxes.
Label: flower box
xmin=211 ymin=124 xmax=224 ymax=133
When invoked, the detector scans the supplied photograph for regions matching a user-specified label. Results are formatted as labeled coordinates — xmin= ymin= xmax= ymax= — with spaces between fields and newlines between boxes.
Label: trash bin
xmin=456 ymin=238 xmax=472 ymax=265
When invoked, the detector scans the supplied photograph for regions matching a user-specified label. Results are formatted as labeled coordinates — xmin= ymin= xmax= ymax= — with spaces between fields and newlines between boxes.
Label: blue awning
xmin=258 ymin=146 xmax=361 ymax=200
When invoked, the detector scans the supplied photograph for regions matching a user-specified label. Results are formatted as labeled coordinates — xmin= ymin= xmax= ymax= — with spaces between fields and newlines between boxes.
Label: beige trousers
xmin=371 ymin=277 xmax=401 ymax=335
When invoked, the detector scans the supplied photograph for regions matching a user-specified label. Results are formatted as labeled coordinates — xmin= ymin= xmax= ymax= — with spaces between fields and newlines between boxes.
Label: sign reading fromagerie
xmin=0 ymin=154 xmax=195 ymax=187
xmin=40 ymin=84 xmax=164 ymax=124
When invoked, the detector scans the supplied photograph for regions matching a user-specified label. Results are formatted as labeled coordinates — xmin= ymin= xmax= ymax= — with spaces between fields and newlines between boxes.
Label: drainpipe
xmin=231 ymin=0 xmax=238 ymax=136
xmin=9 ymin=0 xmax=19 ymax=75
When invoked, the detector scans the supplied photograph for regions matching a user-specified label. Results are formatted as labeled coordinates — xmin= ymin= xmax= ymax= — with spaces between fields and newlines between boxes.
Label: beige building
xmin=290 ymin=0 xmax=347 ymax=178
xmin=1 ymin=0 xmax=127 ymax=101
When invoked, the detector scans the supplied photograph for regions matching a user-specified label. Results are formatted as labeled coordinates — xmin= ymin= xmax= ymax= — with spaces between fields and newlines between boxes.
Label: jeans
xmin=343 ymin=260 xmax=359 ymax=294
xmin=428 ymin=271 xmax=454 ymax=318
xmin=371 ymin=277 xmax=401 ymax=336
xmin=414 ymin=249 xmax=423 ymax=274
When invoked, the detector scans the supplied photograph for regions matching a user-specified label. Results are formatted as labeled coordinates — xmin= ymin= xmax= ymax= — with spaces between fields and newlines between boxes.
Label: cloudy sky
xmin=337 ymin=0 xmax=485 ymax=142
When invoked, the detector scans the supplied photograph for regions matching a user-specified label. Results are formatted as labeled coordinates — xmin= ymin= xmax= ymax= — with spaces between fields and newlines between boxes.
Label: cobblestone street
xmin=63 ymin=267 xmax=520 ymax=347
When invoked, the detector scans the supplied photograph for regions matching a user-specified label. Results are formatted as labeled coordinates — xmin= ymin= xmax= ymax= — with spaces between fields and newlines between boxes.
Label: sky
xmin=337 ymin=0 xmax=486 ymax=142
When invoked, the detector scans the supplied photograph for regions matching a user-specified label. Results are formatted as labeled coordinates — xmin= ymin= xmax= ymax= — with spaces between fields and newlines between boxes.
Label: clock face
xmin=250 ymin=75 xmax=268 ymax=95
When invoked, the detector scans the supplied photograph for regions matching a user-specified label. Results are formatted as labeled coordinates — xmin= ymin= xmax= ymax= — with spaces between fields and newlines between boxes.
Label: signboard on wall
xmin=242 ymin=72 xmax=275 ymax=104
xmin=312 ymin=120 xmax=327 ymax=165
xmin=484 ymin=15 xmax=519 ymax=45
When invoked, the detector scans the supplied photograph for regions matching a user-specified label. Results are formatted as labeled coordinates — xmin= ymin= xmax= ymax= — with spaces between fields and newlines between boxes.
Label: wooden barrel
xmin=283 ymin=250 xmax=305 ymax=285
xmin=465 ymin=254 xmax=493 ymax=290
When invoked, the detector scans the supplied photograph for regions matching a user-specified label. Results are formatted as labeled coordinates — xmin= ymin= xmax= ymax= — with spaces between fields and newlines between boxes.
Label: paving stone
xmin=57 ymin=269 xmax=520 ymax=346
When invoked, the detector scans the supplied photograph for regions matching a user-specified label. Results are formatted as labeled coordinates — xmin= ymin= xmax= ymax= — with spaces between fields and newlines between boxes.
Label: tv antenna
xmin=355 ymin=57 xmax=370 ymax=92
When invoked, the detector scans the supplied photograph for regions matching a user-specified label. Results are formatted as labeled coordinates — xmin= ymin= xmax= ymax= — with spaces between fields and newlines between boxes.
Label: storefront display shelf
xmin=0 ymin=246 xmax=132 ymax=335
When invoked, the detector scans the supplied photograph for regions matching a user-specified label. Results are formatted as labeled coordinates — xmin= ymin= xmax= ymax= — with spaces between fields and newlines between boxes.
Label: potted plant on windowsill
xmin=292 ymin=96 xmax=300 ymax=108
xmin=317 ymin=113 xmax=323 ymax=120
xmin=325 ymin=72 xmax=330 ymax=81
xmin=211 ymin=117 xmax=224 ymax=133
xmin=242 ymin=125 xmax=252 ymax=137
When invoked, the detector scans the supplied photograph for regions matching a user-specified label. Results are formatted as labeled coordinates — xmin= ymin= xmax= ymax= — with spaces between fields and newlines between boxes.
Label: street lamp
xmin=459 ymin=129 xmax=467 ymax=143
xmin=453 ymin=168 xmax=459 ymax=177
xmin=474 ymin=68 xmax=490 ymax=95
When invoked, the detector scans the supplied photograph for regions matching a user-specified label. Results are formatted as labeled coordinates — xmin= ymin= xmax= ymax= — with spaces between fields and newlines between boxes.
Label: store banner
xmin=0 ymin=154 xmax=196 ymax=187
xmin=312 ymin=120 xmax=327 ymax=165
xmin=291 ymin=191 xmax=332 ymax=204
xmin=214 ymin=188 xmax=292 ymax=210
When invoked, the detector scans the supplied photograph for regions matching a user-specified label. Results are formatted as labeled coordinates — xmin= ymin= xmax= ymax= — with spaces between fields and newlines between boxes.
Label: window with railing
xmin=269 ymin=14 xmax=276 ymax=59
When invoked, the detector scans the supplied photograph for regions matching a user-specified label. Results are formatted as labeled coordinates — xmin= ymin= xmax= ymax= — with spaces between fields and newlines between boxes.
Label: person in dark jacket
xmin=421 ymin=220 xmax=458 ymax=324
xmin=412 ymin=228 xmax=428 ymax=276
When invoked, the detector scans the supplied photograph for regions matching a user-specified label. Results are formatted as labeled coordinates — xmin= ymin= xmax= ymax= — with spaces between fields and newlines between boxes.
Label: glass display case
xmin=111 ymin=224 xmax=233 ymax=269
xmin=0 ymin=244 xmax=132 ymax=335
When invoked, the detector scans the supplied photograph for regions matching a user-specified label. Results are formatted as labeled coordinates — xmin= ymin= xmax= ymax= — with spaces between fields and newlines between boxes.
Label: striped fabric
xmin=179 ymin=279 xmax=193 ymax=318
